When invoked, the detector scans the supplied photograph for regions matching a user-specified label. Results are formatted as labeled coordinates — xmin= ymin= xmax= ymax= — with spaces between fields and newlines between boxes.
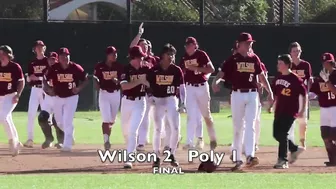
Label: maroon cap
xmin=48 ymin=52 xmax=58 ymax=59
xmin=237 ymin=32 xmax=255 ymax=42
xmin=185 ymin=37 xmax=197 ymax=45
xmin=106 ymin=46 xmax=117 ymax=54
xmin=58 ymin=47 xmax=70 ymax=55
xmin=129 ymin=46 xmax=146 ymax=58
xmin=322 ymin=53 xmax=334 ymax=62
xmin=34 ymin=40 xmax=45 ymax=47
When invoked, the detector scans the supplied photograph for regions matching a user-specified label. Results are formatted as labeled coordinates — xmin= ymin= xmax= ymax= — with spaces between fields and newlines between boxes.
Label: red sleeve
xmin=179 ymin=58 xmax=186 ymax=74
xmin=222 ymin=56 xmax=234 ymax=77
xmin=199 ymin=51 xmax=211 ymax=66
xmin=306 ymin=62 xmax=312 ymax=80
xmin=76 ymin=64 xmax=87 ymax=81
xmin=93 ymin=64 xmax=100 ymax=77
xmin=177 ymin=66 xmax=185 ymax=85
xmin=120 ymin=66 xmax=130 ymax=83
xmin=16 ymin=64 xmax=24 ymax=81
xmin=254 ymin=55 xmax=262 ymax=75
xmin=117 ymin=64 xmax=124 ymax=80
xmin=28 ymin=62 xmax=34 ymax=76
xmin=44 ymin=67 xmax=53 ymax=80
xmin=271 ymin=76 xmax=277 ymax=95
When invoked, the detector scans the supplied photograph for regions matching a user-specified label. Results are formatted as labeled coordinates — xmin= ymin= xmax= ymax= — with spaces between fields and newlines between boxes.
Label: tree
xmin=0 ymin=0 xmax=43 ymax=19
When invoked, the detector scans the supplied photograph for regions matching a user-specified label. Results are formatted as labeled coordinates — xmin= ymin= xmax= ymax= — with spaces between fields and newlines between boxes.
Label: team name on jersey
xmin=156 ymin=75 xmax=174 ymax=85
xmin=102 ymin=71 xmax=117 ymax=80
xmin=57 ymin=74 xmax=74 ymax=82
xmin=275 ymin=79 xmax=291 ymax=88
xmin=33 ymin=66 xmax=47 ymax=74
xmin=184 ymin=59 xmax=198 ymax=66
xmin=0 ymin=73 xmax=12 ymax=82
xmin=130 ymin=74 xmax=146 ymax=81
xmin=319 ymin=82 xmax=330 ymax=92
xmin=292 ymin=70 xmax=305 ymax=78
xmin=236 ymin=62 xmax=255 ymax=73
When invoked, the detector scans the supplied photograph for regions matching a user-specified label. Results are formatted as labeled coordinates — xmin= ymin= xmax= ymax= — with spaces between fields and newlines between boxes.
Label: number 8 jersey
xmin=272 ymin=72 xmax=307 ymax=118
xmin=0 ymin=61 xmax=24 ymax=96
xmin=147 ymin=64 xmax=184 ymax=98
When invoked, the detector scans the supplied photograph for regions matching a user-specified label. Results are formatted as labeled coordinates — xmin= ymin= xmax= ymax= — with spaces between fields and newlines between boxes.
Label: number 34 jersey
xmin=310 ymin=71 xmax=336 ymax=108
xmin=272 ymin=72 xmax=307 ymax=118
xmin=147 ymin=64 xmax=185 ymax=98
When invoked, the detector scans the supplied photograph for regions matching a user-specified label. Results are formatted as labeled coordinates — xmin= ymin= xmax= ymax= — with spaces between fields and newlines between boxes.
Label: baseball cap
xmin=58 ymin=47 xmax=70 ymax=55
xmin=106 ymin=46 xmax=117 ymax=55
xmin=322 ymin=53 xmax=334 ymax=62
xmin=185 ymin=37 xmax=197 ymax=45
xmin=48 ymin=52 xmax=58 ymax=60
xmin=128 ymin=46 xmax=146 ymax=59
xmin=237 ymin=32 xmax=255 ymax=42
xmin=34 ymin=40 xmax=45 ymax=47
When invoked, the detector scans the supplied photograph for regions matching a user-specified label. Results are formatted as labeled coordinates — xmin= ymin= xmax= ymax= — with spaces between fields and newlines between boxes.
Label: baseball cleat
xmin=231 ymin=161 xmax=244 ymax=172
xmin=41 ymin=140 xmax=53 ymax=149
xmin=324 ymin=161 xmax=336 ymax=167
xmin=104 ymin=141 xmax=111 ymax=150
xmin=245 ymin=156 xmax=259 ymax=168
xmin=210 ymin=140 xmax=217 ymax=150
xmin=273 ymin=159 xmax=289 ymax=169
xmin=136 ymin=144 xmax=145 ymax=152
xmin=289 ymin=146 xmax=305 ymax=164
xmin=152 ymin=157 xmax=161 ymax=168
xmin=124 ymin=162 xmax=133 ymax=169
xmin=60 ymin=147 xmax=72 ymax=152
xmin=23 ymin=139 xmax=34 ymax=148
xmin=195 ymin=138 xmax=204 ymax=150
xmin=163 ymin=146 xmax=170 ymax=151
xmin=54 ymin=143 xmax=63 ymax=149
xmin=9 ymin=139 xmax=20 ymax=157
xmin=169 ymin=154 xmax=179 ymax=167
xmin=182 ymin=144 xmax=194 ymax=150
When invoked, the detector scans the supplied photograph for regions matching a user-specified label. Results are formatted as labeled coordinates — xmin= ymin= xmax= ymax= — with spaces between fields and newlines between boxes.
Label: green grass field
xmin=0 ymin=108 xmax=334 ymax=189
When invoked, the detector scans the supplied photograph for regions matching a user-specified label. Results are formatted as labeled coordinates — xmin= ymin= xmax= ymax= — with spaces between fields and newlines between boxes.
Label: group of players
xmin=0 ymin=22 xmax=335 ymax=171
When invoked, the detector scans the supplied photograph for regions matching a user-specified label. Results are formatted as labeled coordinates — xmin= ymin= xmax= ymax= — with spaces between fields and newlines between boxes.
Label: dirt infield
xmin=0 ymin=144 xmax=334 ymax=175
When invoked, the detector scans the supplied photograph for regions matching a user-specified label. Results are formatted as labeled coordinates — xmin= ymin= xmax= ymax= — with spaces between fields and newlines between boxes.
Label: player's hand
xmin=29 ymin=75 xmax=39 ymax=81
xmin=138 ymin=22 xmax=144 ymax=35
xmin=112 ymin=78 xmax=119 ymax=85
xmin=267 ymin=106 xmax=273 ymax=113
xmin=212 ymin=82 xmax=220 ymax=93
xmin=12 ymin=94 xmax=20 ymax=104
xmin=72 ymin=87 xmax=81 ymax=94
xmin=267 ymin=93 xmax=274 ymax=103
xmin=297 ymin=111 xmax=304 ymax=118
xmin=178 ymin=103 xmax=186 ymax=113
xmin=139 ymin=77 xmax=150 ymax=87
xmin=320 ymin=69 xmax=329 ymax=82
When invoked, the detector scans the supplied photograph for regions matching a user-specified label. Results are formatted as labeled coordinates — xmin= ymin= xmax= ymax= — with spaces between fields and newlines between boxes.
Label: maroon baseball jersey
xmin=28 ymin=57 xmax=49 ymax=86
xmin=221 ymin=53 xmax=262 ymax=90
xmin=0 ymin=62 xmax=24 ymax=96
xmin=93 ymin=62 xmax=123 ymax=92
xmin=273 ymin=72 xmax=307 ymax=117
xmin=310 ymin=76 xmax=336 ymax=108
xmin=179 ymin=49 xmax=211 ymax=84
xmin=144 ymin=55 xmax=158 ymax=69
xmin=45 ymin=62 xmax=87 ymax=98
xmin=291 ymin=60 xmax=312 ymax=85
xmin=120 ymin=64 xmax=150 ymax=98
xmin=147 ymin=64 xmax=184 ymax=98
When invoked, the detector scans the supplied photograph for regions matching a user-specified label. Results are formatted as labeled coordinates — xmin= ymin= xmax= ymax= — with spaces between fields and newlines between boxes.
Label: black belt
xmin=233 ymin=88 xmax=257 ymax=93
xmin=104 ymin=89 xmax=120 ymax=93
xmin=125 ymin=96 xmax=143 ymax=101
xmin=33 ymin=84 xmax=42 ymax=88
xmin=153 ymin=95 xmax=175 ymax=98
xmin=186 ymin=82 xmax=205 ymax=87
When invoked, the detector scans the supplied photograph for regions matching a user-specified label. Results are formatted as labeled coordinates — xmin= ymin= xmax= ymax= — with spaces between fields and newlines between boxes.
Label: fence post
xmin=43 ymin=0 xmax=49 ymax=22
xmin=279 ymin=0 xmax=284 ymax=26
xmin=199 ymin=0 xmax=205 ymax=26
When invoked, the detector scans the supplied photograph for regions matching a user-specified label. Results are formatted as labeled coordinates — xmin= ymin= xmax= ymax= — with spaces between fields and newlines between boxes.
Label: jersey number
xmin=281 ymin=88 xmax=291 ymax=96
xmin=140 ymin=85 xmax=146 ymax=92
xmin=7 ymin=83 xmax=12 ymax=90
xmin=249 ymin=74 xmax=253 ymax=82
xmin=68 ymin=82 xmax=76 ymax=89
xmin=328 ymin=92 xmax=335 ymax=100
xmin=167 ymin=86 xmax=175 ymax=94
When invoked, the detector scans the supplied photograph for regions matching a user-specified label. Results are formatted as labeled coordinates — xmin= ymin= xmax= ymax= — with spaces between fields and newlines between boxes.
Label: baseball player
xmin=147 ymin=43 xmax=185 ymax=168
xmin=129 ymin=23 xmax=157 ymax=151
xmin=180 ymin=36 xmax=217 ymax=150
xmin=93 ymin=46 xmax=123 ymax=150
xmin=288 ymin=42 xmax=313 ymax=148
xmin=39 ymin=52 xmax=65 ymax=149
xmin=312 ymin=53 xmax=336 ymax=166
xmin=271 ymin=54 xmax=306 ymax=169
xmin=213 ymin=33 xmax=273 ymax=171
xmin=0 ymin=45 xmax=24 ymax=156
xmin=43 ymin=48 xmax=88 ymax=152
xmin=120 ymin=46 xmax=150 ymax=169
xmin=24 ymin=40 xmax=49 ymax=148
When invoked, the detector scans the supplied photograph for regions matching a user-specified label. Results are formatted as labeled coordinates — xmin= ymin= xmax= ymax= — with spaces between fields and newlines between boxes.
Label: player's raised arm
xmin=129 ymin=23 xmax=144 ymax=48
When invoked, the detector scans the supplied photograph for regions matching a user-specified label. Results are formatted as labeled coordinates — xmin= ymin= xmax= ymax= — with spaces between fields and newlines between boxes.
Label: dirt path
xmin=0 ymin=144 xmax=334 ymax=174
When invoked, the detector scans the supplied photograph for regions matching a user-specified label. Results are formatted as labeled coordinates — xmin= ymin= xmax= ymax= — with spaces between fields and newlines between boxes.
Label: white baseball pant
xmin=27 ymin=87 xmax=45 ymax=140
xmin=152 ymin=96 xmax=180 ymax=155
xmin=185 ymin=82 xmax=215 ymax=145
xmin=231 ymin=90 xmax=259 ymax=161
xmin=98 ymin=90 xmax=120 ymax=123
xmin=320 ymin=107 xmax=336 ymax=126
xmin=0 ymin=93 xmax=20 ymax=143
xmin=137 ymin=95 xmax=153 ymax=145
xmin=53 ymin=95 xmax=79 ymax=149
xmin=120 ymin=96 xmax=146 ymax=156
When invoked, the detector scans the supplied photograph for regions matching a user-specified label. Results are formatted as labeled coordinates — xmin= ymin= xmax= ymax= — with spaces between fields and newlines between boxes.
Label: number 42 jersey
xmin=147 ymin=64 xmax=185 ymax=98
